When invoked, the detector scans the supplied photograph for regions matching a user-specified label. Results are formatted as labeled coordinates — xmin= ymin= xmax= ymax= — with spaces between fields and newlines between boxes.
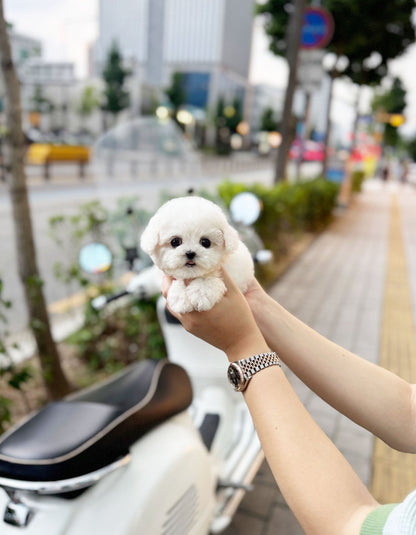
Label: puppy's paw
xmin=167 ymin=280 xmax=193 ymax=314
xmin=168 ymin=296 xmax=194 ymax=314
xmin=187 ymin=277 xmax=226 ymax=312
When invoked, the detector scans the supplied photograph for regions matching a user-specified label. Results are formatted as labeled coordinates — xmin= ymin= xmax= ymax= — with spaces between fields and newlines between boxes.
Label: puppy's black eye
xmin=200 ymin=238 xmax=211 ymax=248
xmin=170 ymin=237 xmax=182 ymax=248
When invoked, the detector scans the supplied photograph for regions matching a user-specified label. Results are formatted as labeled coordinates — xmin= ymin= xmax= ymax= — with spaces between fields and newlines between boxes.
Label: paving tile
xmin=222 ymin=510 xmax=268 ymax=535
xmin=264 ymin=505 xmax=305 ymax=535
xmin=308 ymin=409 xmax=339 ymax=440
xmin=254 ymin=459 xmax=279 ymax=487
xmin=335 ymin=418 xmax=374 ymax=459
xmin=306 ymin=395 xmax=340 ymax=420
xmin=239 ymin=480 xmax=278 ymax=518
xmin=285 ymin=371 xmax=313 ymax=405
xmin=339 ymin=449 xmax=373 ymax=487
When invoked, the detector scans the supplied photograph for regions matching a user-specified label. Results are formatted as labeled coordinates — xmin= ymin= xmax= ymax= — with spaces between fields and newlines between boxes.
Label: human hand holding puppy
xmin=140 ymin=196 xmax=254 ymax=314
xmin=161 ymin=270 xmax=269 ymax=362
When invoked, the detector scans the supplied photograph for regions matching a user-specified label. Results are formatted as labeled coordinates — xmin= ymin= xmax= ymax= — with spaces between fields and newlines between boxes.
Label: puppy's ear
xmin=223 ymin=224 xmax=240 ymax=253
xmin=140 ymin=218 xmax=160 ymax=256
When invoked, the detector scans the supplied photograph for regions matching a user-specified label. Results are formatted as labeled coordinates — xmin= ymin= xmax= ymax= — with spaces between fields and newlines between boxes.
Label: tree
xmin=0 ymin=0 xmax=73 ymax=399
xmin=213 ymin=96 xmax=243 ymax=154
xmin=327 ymin=1 xmax=414 ymax=81
xmin=260 ymin=106 xmax=279 ymax=132
xmin=372 ymin=77 xmax=407 ymax=148
xmin=405 ymin=136 xmax=416 ymax=162
xmin=325 ymin=0 xmax=415 ymax=157
xmin=28 ymin=85 xmax=53 ymax=132
xmin=165 ymin=72 xmax=186 ymax=114
xmin=77 ymin=85 xmax=100 ymax=131
xmin=256 ymin=0 xmax=416 ymax=177
xmin=257 ymin=0 xmax=306 ymax=182
xmin=30 ymin=85 xmax=53 ymax=114
xmin=223 ymin=97 xmax=243 ymax=134
xmin=102 ymin=41 xmax=130 ymax=126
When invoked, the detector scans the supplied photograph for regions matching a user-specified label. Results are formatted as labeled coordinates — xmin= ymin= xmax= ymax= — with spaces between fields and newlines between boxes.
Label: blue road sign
xmin=301 ymin=7 xmax=334 ymax=50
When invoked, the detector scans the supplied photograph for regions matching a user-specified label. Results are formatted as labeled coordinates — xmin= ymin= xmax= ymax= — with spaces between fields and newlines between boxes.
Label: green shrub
xmin=218 ymin=178 xmax=339 ymax=250
xmin=296 ymin=179 xmax=339 ymax=231
xmin=352 ymin=170 xmax=365 ymax=192
xmin=0 ymin=278 xmax=34 ymax=434
xmin=66 ymin=296 xmax=165 ymax=373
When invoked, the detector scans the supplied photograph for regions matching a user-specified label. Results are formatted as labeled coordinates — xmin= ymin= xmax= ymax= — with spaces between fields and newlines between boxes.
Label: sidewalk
xmin=224 ymin=178 xmax=416 ymax=534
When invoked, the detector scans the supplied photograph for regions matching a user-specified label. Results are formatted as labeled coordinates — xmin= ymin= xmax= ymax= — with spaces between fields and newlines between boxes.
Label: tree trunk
xmin=274 ymin=0 xmax=306 ymax=183
xmin=321 ymin=72 xmax=335 ymax=178
xmin=0 ymin=0 xmax=73 ymax=399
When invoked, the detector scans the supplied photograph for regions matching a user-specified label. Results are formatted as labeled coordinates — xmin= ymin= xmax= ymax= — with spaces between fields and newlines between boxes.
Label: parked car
xmin=289 ymin=140 xmax=325 ymax=162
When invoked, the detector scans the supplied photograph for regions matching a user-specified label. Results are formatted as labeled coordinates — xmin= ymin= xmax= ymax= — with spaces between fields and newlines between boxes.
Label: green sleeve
xmin=360 ymin=504 xmax=397 ymax=535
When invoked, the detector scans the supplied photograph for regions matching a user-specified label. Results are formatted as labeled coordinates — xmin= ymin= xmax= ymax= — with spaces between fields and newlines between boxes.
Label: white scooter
xmin=0 ymin=193 xmax=272 ymax=534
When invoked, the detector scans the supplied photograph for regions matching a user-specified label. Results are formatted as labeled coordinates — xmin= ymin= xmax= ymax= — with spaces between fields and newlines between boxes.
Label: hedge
xmin=218 ymin=178 xmax=339 ymax=252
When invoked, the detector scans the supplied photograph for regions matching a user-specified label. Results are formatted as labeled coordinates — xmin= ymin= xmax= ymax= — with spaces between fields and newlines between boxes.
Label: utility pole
xmin=274 ymin=0 xmax=306 ymax=183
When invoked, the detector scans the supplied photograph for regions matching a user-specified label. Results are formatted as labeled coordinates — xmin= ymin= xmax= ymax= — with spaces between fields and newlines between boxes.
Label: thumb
xmin=161 ymin=275 xmax=175 ymax=299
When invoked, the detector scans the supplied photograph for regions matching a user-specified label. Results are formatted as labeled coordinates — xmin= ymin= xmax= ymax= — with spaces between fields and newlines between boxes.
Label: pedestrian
xmin=162 ymin=270 xmax=416 ymax=535
xmin=400 ymin=159 xmax=409 ymax=184
xmin=382 ymin=161 xmax=389 ymax=182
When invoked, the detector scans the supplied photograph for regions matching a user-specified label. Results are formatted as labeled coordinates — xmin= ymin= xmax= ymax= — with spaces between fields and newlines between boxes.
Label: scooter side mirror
xmin=255 ymin=249 xmax=273 ymax=264
xmin=229 ymin=192 xmax=262 ymax=226
xmin=79 ymin=243 xmax=113 ymax=274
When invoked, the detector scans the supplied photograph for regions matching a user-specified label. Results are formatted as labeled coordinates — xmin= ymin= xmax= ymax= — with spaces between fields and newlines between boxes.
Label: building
xmin=0 ymin=26 xmax=87 ymax=136
xmin=8 ymin=28 xmax=42 ymax=71
xmin=95 ymin=0 xmax=255 ymax=116
xmin=20 ymin=60 xmax=75 ymax=87
xmin=0 ymin=27 xmax=41 ymax=113
xmin=18 ymin=59 xmax=78 ymax=135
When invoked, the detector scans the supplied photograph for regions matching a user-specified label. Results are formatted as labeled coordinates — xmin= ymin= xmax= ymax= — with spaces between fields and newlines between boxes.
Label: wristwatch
xmin=227 ymin=352 xmax=281 ymax=392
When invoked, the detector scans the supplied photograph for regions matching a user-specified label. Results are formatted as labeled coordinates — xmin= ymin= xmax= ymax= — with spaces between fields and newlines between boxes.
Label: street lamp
xmin=155 ymin=106 xmax=170 ymax=121
xmin=176 ymin=109 xmax=194 ymax=126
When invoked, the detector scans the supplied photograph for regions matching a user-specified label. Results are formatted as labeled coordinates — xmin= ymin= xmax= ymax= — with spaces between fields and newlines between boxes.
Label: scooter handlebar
xmin=91 ymin=266 xmax=163 ymax=311
xmin=126 ymin=265 xmax=163 ymax=298
xmin=91 ymin=290 xmax=130 ymax=311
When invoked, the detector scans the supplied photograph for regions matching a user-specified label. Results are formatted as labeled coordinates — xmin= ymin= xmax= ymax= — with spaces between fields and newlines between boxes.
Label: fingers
xmin=219 ymin=268 xmax=241 ymax=296
xmin=161 ymin=275 xmax=186 ymax=324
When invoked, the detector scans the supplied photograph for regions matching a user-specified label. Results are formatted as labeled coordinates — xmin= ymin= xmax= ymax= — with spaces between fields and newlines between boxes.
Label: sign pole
xmin=295 ymin=91 xmax=312 ymax=182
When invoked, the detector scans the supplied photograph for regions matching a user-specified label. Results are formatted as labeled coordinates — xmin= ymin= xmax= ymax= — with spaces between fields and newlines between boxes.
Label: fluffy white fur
xmin=140 ymin=196 xmax=254 ymax=314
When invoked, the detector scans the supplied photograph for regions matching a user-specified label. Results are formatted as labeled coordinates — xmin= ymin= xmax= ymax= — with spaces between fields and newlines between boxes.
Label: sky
xmin=4 ymin=0 xmax=416 ymax=137
xmin=3 ymin=0 xmax=98 ymax=77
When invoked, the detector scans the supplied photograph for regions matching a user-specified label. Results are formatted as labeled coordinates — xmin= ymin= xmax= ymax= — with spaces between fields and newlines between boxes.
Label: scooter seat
xmin=0 ymin=359 xmax=192 ymax=482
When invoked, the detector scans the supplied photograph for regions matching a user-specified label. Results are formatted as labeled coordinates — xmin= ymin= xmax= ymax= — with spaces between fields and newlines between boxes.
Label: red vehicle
xmin=289 ymin=140 xmax=325 ymax=162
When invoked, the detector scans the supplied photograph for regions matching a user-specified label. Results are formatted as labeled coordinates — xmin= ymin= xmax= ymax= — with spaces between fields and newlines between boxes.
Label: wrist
xmin=225 ymin=332 xmax=270 ymax=363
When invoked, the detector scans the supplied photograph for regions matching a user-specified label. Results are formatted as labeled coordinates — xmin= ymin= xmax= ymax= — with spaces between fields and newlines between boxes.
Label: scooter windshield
xmin=88 ymin=117 xmax=201 ymax=276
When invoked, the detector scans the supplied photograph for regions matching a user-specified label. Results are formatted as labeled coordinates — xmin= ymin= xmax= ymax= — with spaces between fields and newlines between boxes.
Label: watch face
xmin=227 ymin=363 xmax=245 ymax=391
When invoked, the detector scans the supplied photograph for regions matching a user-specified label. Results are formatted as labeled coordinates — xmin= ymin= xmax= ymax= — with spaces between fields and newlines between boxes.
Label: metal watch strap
xmin=228 ymin=351 xmax=281 ymax=392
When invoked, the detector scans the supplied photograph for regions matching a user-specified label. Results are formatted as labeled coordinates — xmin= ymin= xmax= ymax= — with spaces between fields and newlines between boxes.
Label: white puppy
xmin=140 ymin=196 xmax=254 ymax=314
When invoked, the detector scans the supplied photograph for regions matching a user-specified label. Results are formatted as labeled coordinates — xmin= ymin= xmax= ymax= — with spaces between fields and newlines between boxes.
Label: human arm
xmin=162 ymin=272 xmax=378 ymax=535
xmin=245 ymin=277 xmax=416 ymax=454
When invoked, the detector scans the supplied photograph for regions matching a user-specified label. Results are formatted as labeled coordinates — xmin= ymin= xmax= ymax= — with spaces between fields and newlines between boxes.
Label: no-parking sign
xmin=301 ymin=7 xmax=334 ymax=50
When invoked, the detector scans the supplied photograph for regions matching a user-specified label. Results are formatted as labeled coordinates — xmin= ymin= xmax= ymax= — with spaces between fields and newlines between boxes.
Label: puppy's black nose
xmin=186 ymin=251 xmax=196 ymax=260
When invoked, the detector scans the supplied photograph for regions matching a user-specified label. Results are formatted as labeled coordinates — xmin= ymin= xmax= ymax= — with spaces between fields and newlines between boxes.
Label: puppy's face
xmin=155 ymin=222 xmax=226 ymax=279
xmin=140 ymin=196 xmax=240 ymax=280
